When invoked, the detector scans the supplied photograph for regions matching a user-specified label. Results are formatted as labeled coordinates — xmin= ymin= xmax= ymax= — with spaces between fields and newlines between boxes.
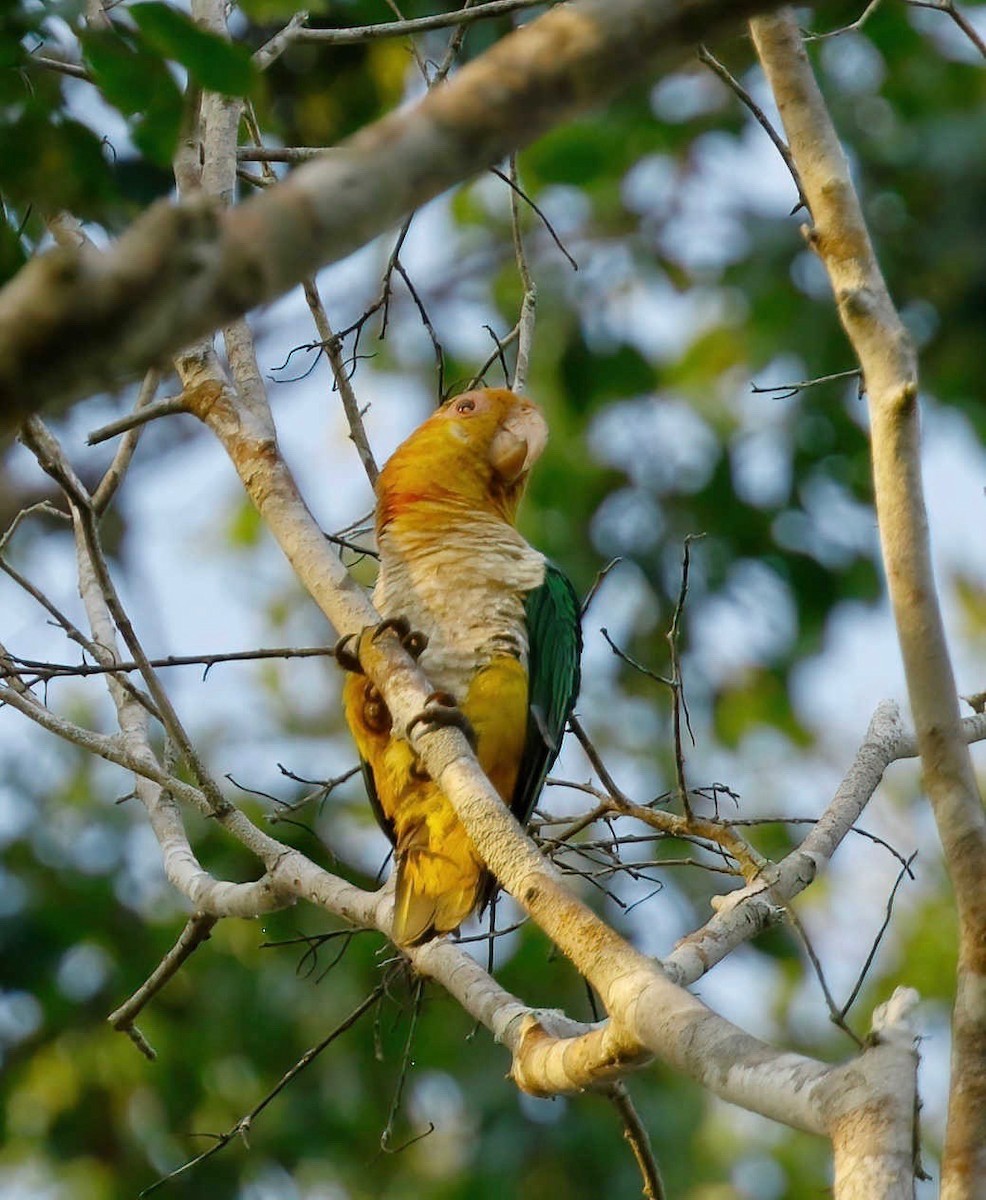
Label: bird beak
xmin=489 ymin=403 xmax=548 ymax=483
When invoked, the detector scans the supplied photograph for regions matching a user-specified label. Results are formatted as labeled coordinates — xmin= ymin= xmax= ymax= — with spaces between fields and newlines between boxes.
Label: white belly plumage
xmin=374 ymin=516 xmax=546 ymax=702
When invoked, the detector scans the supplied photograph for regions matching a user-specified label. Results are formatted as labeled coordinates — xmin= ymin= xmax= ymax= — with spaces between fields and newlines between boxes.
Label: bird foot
xmin=332 ymin=632 xmax=363 ymax=674
xmin=333 ymin=618 xmax=429 ymax=675
xmin=372 ymin=617 xmax=429 ymax=660
xmin=406 ymin=691 xmax=478 ymax=750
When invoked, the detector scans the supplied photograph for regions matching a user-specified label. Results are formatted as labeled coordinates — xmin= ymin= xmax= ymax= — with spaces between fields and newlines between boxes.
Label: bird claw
xmin=333 ymin=619 xmax=429 ymax=675
xmin=406 ymin=691 xmax=478 ymax=750
xmin=333 ymin=633 xmax=363 ymax=674
xmin=402 ymin=629 xmax=429 ymax=659
xmin=371 ymin=616 xmax=412 ymax=643
xmin=372 ymin=617 xmax=429 ymax=660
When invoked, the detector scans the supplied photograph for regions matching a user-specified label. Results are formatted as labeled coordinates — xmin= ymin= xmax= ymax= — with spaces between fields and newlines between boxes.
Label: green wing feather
xmin=511 ymin=562 xmax=582 ymax=828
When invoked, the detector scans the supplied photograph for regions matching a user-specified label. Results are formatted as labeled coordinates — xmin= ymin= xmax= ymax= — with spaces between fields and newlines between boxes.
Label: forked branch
xmin=752 ymin=11 xmax=986 ymax=1192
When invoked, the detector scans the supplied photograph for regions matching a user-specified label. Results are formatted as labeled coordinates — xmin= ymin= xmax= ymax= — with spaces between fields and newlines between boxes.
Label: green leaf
xmin=228 ymin=499 xmax=263 ymax=547
xmin=559 ymin=336 xmax=657 ymax=413
xmin=714 ymin=668 xmax=812 ymax=748
xmin=130 ymin=3 xmax=257 ymax=97
xmin=132 ymin=101 xmax=183 ymax=169
xmin=0 ymin=213 xmax=27 ymax=286
xmin=82 ymin=29 xmax=174 ymax=115
xmin=81 ymin=29 xmax=183 ymax=167
xmin=237 ymin=0 xmax=310 ymax=18
xmin=0 ymin=112 xmax=115 ymax=218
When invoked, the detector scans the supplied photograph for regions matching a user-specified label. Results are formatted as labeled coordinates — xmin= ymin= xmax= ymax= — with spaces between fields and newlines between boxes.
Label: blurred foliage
xmin=2 ymin=0 xmax=986 ymax=1197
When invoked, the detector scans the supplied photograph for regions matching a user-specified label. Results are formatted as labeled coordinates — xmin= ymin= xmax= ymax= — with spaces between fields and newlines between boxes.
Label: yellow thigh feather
xmin=344 ymin=656 xmax=528 ymax=944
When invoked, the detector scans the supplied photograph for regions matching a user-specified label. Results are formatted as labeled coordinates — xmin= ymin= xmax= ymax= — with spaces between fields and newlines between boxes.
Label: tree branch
xmin=0 ymin=0 xmax=789 ymax=428
xmin=607 ymin=1081 xmax=666 ymax=1200
xmin=108 ymin=913 xmax=219 ymax=1059
xmin=294 ymin=0 xmax=551 ymax=44
xmin=751 ymin=12 xmax=986 ymax=1192
xmin=301 ymin=277 xmax=379 ymax=486
xmin=176 ymin=351 xmax=924 ymax=1155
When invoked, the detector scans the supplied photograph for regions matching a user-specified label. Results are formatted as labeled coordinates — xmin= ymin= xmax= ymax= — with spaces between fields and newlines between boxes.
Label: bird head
xmin=377 ymin=388 xmax=548 ymax=529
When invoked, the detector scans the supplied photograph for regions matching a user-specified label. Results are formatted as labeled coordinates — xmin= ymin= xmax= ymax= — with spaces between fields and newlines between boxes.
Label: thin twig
xmin=108 ymin=913 xmax=219 ymax=1060
xmin=839 ymin=852 xmax=918 ymax=1020
xmin=580 ymin=558 xmax=623 ymax=617
xmin=393 ymin=260 xmax=445 ymax=398
xmin=87 ymin=395 xmax=187 ymax=446
xmin=467 ymin=323 xmax=520 ymax=390
xmin=908 ymin=0 xmax=986 ymax=57
xmin=295 ymin=0 xmax=550 ymax=44
xmin=600 ymin=627 xmax=674 ymax=688
xmin=380 ymin=978 xmax=429 ymax=1152
xmin=569 ymin=714 xmax=632 ymax=804
xmin=667 ymin=536 xmax=700 ymax=817
xmin=607 ymin=1081 xmax=667 ymax=1200
xmin=729 ymin=815 xmax=916 ymax=873
xmin=0 ymin=499 xmax=67 ymax=555
xmin=0 ymin=644 xmax=338 ymax=683
xmin=267 ymin=765 xmax=361 ymax=824
xmin=302 ymin=278 xmax=379 ymax=485
xmin=489 ymin=164 xmax=579 ymax=271
xmin=802 ymin=0 xmax=888 ymax=40
xmin=750 ymin=367 xmax=860 ymax=400
xmin=697 ymin=45 xmax=809 ymax=215
xmin=787 ymin=905 xmax=864 ymax=1047
xmin=324 ymin=530 xmax=380 ymax=559
xmin=426 ymin=0 xmax=476 ymax=84
xmin=542 ymin=777 xmax=765 ymax=879
xmin=508 ymin=154 xmax=537 ymax=393
xmin=92 ymin=368 xmax=161 ymax=514
xmin=139 ymin=985 xmax=385 ymax=1196
xmin=384 ymin=0 xmax=430 ymax=76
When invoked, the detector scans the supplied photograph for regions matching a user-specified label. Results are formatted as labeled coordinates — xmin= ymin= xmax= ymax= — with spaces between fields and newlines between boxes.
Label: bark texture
xmin=752 ymin=12 xmax=985 ymax=1196
xmin=1 ymin=0 xmax=784 ymax=428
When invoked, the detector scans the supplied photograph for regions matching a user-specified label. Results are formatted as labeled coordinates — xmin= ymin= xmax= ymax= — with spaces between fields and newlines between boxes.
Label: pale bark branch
xmin=87 ymin=394 xmax=186 ymax=446
xmin=2 ymin=2 xmax=940 ymax=1179
xmin=666 ymin=700 xmax=905 ymax=985
xmin=176 ymin=349 xmax=922 ymax=1155
xmin=0 ymin=452 xmax=923 ymax=1160
xmin=166 ymin=50 xmax=924 ymax=1125
xmin=830 ymin=989 xmax=920 ymax=1199
xmin=751 ymin=12 xmax=986 ymax=1194
xmin=65 ymin=468 xmax=294 ymax=920
xmin=508 ymin=155 xmax=537 ymax=394
xmin=235 ymin=146 xmax=326 ymax=162
xmin=31 ymin=54 xmax=89 ymax=80
xmin=90 ymin=368 xmax=161 ymax=512
xmin=0 ymin=0 xmax=787 ymax=428
xmin=22 ymin=416 xmax=232 ymax=818
xmin=252 ymin=9 xmax=310 ymax=70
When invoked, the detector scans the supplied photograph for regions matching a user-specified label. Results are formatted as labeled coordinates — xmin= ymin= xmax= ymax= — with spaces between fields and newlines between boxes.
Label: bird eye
xmin=456 ymin=398 xmax=476 ymax=414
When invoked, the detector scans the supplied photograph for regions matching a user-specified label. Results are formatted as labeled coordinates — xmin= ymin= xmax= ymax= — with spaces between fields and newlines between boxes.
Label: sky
xmin=4 ymin=19 xmax=986 ymax=1195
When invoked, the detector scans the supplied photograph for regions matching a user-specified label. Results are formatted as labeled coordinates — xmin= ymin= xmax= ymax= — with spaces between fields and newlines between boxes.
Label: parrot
xmin=339 ymin=387 xmax=581 ymax=946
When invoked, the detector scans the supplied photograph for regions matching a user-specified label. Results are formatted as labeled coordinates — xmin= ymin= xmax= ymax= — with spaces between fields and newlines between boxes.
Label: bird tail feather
xmin=392 ymin=829 xmax=482 ymax=946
